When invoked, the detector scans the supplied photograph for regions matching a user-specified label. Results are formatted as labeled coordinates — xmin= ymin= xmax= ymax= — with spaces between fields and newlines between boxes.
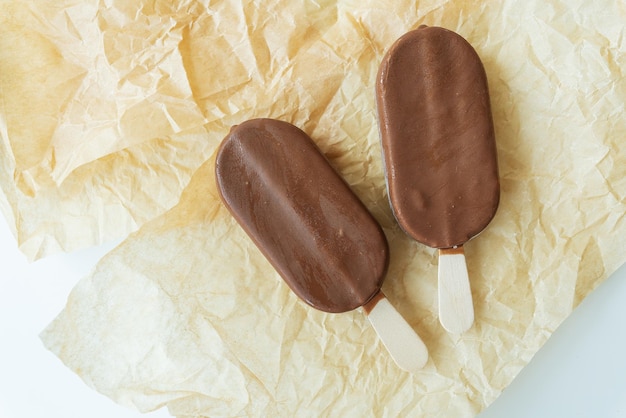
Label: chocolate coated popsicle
xmin=216 ymin=118 xmax=428 ymax=371
xmin=376 ymin=26 xmax=499 ymax=333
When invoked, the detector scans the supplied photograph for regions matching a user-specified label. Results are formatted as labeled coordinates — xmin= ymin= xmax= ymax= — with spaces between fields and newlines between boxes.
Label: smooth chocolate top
xmin=376 ymin=26 xmax=499 ymax=249
xmin=215 ymin=119 xmax=388 ymax=313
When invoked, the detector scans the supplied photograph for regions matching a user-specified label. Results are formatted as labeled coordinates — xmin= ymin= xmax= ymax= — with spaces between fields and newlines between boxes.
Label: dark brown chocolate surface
xmin=215 ymin=118 xmax=388 ymax=313
xmin=376 ymin=26 xmax=499 ymax=249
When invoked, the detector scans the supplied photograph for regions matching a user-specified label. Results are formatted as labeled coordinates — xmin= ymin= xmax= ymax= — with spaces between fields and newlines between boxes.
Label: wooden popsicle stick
xmin=363 ymin=291 xmax=428 ymax=372
xmin=438 ymin=246 xmax=474 ymax=334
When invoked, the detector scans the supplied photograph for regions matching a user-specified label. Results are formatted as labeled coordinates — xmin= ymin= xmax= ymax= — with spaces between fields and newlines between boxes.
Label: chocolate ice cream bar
xmin=216 ymin=118 xmax=428 ymax=371
xmin=377 ymin=26 xmax=500 ymax=333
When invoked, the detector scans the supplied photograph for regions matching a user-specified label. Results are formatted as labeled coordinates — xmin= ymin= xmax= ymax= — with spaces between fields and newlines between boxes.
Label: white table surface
xmin=1 ymin=216 xmax=625 ymax=418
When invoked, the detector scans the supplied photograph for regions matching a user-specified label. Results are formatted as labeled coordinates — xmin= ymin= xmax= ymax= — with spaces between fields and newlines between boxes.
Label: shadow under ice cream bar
xmin=376 ymin=26 xmax=500 ymax=334
xmin=215 ymin=119 xmax=428 ymax=372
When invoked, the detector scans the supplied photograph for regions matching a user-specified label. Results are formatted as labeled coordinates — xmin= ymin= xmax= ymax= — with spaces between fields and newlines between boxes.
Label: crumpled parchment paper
xmin=2 ymin=0 xmax=626 ymax=416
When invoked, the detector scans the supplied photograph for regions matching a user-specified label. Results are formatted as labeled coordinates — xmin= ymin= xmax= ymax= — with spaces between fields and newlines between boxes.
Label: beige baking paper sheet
xmin=1 ymin=0 xmax=625 ymax=416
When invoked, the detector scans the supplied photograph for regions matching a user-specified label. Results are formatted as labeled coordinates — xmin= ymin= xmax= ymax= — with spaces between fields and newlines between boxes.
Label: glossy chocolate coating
xmin=377 ymin=26 xmax=499 ymax=249
xmin=215 ymin=119 xmax=388 ymax=313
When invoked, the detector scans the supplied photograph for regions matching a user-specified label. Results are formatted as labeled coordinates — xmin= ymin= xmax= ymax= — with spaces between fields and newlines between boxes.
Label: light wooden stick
xmin=438 ymin=246 xmax=474 ymax=334
xmin=363 ymin=292 xmax=428 ymax=372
